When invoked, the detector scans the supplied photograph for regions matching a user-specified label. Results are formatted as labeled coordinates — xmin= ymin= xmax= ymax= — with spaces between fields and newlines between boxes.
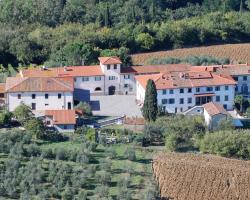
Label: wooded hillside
xmin=1 ymin=0 xmax=250 ymax=67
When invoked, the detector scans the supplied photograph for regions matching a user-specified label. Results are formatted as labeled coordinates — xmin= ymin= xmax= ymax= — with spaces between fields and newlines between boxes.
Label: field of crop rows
xmin=131 ymin=43 xmax=250 ymax=65
xmin=153 ymin=153 xmax=250 ymax=200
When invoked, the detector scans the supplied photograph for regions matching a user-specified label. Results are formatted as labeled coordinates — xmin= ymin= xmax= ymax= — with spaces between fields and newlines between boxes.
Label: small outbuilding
xmin=203 ymin=102 xmax=228 ymax=130
xmin=44 ymin=110 xmax=77 ymax=132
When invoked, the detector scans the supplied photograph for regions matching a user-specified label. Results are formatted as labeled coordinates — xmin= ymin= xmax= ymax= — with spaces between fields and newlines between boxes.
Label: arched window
xmin=95 ymin=87 xmax=102 ymax=91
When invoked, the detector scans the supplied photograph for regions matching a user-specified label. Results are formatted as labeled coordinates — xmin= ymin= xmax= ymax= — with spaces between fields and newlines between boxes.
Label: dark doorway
xmin=31 ymin=103 xmax=36 ymax=110
xmin=108 ymin=86 xmax=116 ymax=95
xmin=68 ymin=102 xmax=72 ymax=110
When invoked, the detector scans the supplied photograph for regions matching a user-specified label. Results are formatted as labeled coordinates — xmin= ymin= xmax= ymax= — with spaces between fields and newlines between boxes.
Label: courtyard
xmin=90 ymin=95 xmax=142 ymax=117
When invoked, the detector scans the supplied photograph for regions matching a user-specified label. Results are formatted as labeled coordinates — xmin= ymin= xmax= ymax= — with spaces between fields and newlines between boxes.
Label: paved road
xmin=90 ymin=95 xmax=142 ymax=117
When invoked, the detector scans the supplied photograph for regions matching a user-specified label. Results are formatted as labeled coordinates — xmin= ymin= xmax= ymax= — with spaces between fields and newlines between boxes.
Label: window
xmin=234 ymin=77 xmax=238 ymax=81
xmin=95 ymin=87 xmax=102 ymax=91
xmin=45 ymin=103 xmax=49 ymax=106
xmin=95 ymin=76 xmax=101 ymax=81
xmin=180 ymin=88 xmax=184 ymax=93
xmin=82 ymin=77 xmax=89 ymax=82
xmin=124 ymin=84 xmax=128 ymax=88
xmin=235 ymin=86 xmax=238 ymax=92
xmin=225 ymin=95 xmax=229 ymax=101
xmin=18 ymin=94 xmax=21 ymax=99
xmin=114 ymin=64 xmax=117 ymax=69
xmin=243 ymin=76 xmax=247 ymax=81
xmin=223 ymin=104 xmax=227 ymax=109
xmin=215 ymin=86 xmax=220 ymax=91
xmin=107 ymin=65 xmax=110 ymax=70
xmin=188 ymin=98 xmax=192 ymax=104
xmin=225 ymin=85 xmax=229 ymax=90
xmin=124 ymin=75 xmax=130 ymax=79
xmin=45 ymin=94 xmax=49 ymax=99
xmin=169 ymin=98 xmax=175 ymax=104
xmin=179 ymin=98 xmax=184 ymax=104
xmin=58 ymin=93 xmax=62 ymax=99
xmin=169 ymin=89 xmax=174 ymax=94
xmin=188 ymin=88 xmax=192 ymax=93
xmin=46 ymin=121 xmax=51 ymax=125
xmin=74 ymin=78 xmax=77 ymax=82
xmin=63 ymin=125 xmax=67 ymax=129
xmin=31 ymin=103 xmax=36 ymax=110
xmin=109 ymin=76 xmax=116 ymax=80
xmin=175 ymin=108 xmax=177 ymax=113
xmin=196 ymin=88 xmax=200 ymax=93
xmin=162 ymin=90 xmax=167 ymax=95
xmin=206 ymin=87 xmax=213 ymax=92
xmin=180 ymin=108 xmax=183 ymax=112
xmin=216 ymin=96 xmax=220 ymax=102
xmin=32 ymin=94 xmax=36 ymax=99
xmin=162 ymin=99 xmax=168 ymax=104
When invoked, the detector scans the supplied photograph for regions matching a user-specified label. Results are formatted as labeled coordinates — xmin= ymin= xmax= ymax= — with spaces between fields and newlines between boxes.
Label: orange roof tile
xmin=98 ymin=57 xmax=122 ymax=65
xmin=0 ymin=83 xmax=5 ymax=93
xmin=121 ymin=64 xmax=191 ymax=74
xmin=20 ymin=65 xmax=104 ymax=78
xmin=203 ymin=102 xmax=228 ymax=116
xmin=5 ymin=77 xmax=74 ymax=92
xmin=45 ymin=110 xmax=76 ymax=125
xmin=135 ymin=71 xmax=236 ymax=90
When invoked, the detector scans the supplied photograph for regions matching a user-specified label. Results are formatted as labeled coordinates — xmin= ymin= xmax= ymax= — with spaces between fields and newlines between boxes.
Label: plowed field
xmin=153 ymin=153 xmax=250 ymax=200
xmin=131 ymin=43 xmax=250 ymax=65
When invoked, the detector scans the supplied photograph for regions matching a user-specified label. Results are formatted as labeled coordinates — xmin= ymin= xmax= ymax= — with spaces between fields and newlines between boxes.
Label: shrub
xmin=198 ymin=130 xmax=250 ymax=159
xmin=55 ymin=147 xmax=68 ymax=160
xmin=0 ymin=111 xmax=12 ymax=126
xmin=97 ymin=171 xmax=111 ymax=185
xmin=25 ymin=143 xmax=41 ymax=157
xmin=105 ymin=147 xmax=117 ymax=159
xmin=13 ymin=103 xmax=32 ymax=124
xmin=165 ymin=134 xmax=179 ymax=152
xmin=41 ymin=148 xmax=55 ymax=159
xmin=95 ymin=185 xmax=109 ymax=199
xmin=124 ymin=147 xmax=136 ymax=161
xmin=77 ymin=190 xmax=88 ymax=200
xmin=76 ymin=151 xmax=90 ymax=164
xmin=24 ymin=117 xmax=45 ymax=139
xmin=117 ymin=175 xmax=131 ymax=188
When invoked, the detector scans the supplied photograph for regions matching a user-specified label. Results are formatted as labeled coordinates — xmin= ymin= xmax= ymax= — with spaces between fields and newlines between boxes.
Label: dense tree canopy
xmin=0 ymin=0 xmax=250 ymax=67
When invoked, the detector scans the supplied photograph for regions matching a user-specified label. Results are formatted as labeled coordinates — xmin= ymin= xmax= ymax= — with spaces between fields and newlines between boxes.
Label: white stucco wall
xmin=7 ymin=91 xmax=73 ymax=112
xmin=204 ymin=109 xmax=227 ymax=130
xmin=136 ymin=81 xmax=146 ymax=103
xmin=101 ymin=63 xmax=122 ymax=94
xmin=54 ymin=124 xmax=75 ymax=133
xmin=120 ymin=74 xmax=136 ymax=94
xmin=157 ymin=85 xmax=235 ymax=113
xmin=74 ymin=76 xmax=105 ymax=94
xmin=234 ymin=75 xmax=250 ymax=95
xmin=136 ymin=83 xmax=235 ymax=114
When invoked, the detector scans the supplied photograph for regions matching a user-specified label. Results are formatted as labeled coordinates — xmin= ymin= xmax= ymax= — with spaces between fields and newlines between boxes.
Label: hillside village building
xmin=3 ymin=56 xmax=250 ymax=130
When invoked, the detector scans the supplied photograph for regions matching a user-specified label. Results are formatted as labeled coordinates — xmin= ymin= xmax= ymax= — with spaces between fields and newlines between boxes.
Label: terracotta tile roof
xmin=121 ymin=64 xmax=191 ymax=74
xmin=135 ymin=71 xmax=236 ymax=90
xmin=20 ymin=65 xmax=104 ymax=78
xmin=0 ymin=83 xmax=5 ymax=93
xmin=5 ymin=77 xmax=74 ymax=92
xmin=203 ymin=102 xmax=228 ymax=116
xmin=98 ymin=57 xmax=122 ymax=65
xmin=214 ymin=64 xmax=250 ymax=76
xmin=45 ymin=110 xmax=76 ymax=125
xmin=135 ymin=74 xmax=163 ymax=89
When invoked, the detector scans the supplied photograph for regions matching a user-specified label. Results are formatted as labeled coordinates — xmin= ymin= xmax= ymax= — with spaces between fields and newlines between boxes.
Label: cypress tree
xmin=104 ymin=3 xmax=111 ymax=27
xmin=142 ymin=79 xmax=158 ymax=122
